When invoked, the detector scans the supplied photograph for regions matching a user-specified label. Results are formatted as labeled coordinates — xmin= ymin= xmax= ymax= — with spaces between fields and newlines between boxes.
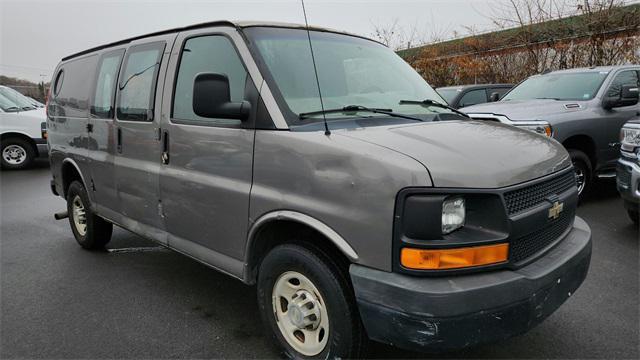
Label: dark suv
xmin=436 ymin=84 xmax=513 ymax=109
xmin=463 ymin=66 xmax=640 ymax=199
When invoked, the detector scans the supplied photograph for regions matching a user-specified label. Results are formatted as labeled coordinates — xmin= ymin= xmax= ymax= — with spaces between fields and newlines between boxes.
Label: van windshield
xmin=0 ymin=93 xmax=21 ymax=112
xmin=502 ymin=72 xmax=608 ymax=101
xmin=0 ymin=86 xmax=37 ymax=111
xmin=245 ymin=27 xmax=449 ymax=125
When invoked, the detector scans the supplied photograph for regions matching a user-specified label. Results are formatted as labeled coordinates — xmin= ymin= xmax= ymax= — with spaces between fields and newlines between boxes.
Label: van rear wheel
xmin=66 ymin=181 xmax=112 ymax=249
xmin=257 ymin=244 xmax=367 ymax=358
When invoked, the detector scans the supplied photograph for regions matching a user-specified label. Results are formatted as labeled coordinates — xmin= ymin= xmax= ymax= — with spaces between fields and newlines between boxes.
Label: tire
xmin=628 ymin=209 xmax=639 ymax=226
xmin=1 ymin=137 xmax=35 ymax=170
xmin=569 ymin=149 xmax=592 ymax=201
xmin=66 ymin=181 xmax=112 ymax=249
xmin=257 ymin=244 xmax=368 ymax=359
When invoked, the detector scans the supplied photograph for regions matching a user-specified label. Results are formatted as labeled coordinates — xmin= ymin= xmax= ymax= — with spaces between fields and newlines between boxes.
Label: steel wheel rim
xmin=2 ymin=144 xmax=27 ymax=165
xmin=71 ymin=195 xmax=87 ymax=236
xmin=574 ymin=165 xmax=586 ymax=195
xmin=272 ymin=271 xmax=329 ymax=356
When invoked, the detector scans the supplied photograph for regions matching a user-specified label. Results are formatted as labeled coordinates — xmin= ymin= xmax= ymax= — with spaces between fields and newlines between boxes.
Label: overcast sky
xmin=0 ymin=0 xmax=531 ymax=82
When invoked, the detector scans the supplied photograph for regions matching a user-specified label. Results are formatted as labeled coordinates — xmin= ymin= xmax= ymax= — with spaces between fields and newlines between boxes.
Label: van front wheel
xmin=257 ymin=244 xmax=367 ymax=358
xmin=1 ymin=137 xmax=35 ymax=170
xmin=66 ymin=181 xmax=112 ymax=249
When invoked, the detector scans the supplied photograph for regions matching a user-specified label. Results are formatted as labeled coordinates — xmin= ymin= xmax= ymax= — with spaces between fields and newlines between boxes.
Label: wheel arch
xmin=61 ymin=158 xmax=88 ymax=199
xmin=562 ymin=134 xmax=597 ymax=168
xmin=0 ymin=132 xmax=38 ymax=155
xmin=244 ymin=211 xmax=359 ymax=284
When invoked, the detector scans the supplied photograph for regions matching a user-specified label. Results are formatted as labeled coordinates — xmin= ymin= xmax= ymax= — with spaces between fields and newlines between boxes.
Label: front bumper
xmin=34 ymin=138 xmax=48 ymax=157
xmin=617 ymin=159 xmax=640 ymax=208
xmin=350 ymin=216 xmax=591 ymax=352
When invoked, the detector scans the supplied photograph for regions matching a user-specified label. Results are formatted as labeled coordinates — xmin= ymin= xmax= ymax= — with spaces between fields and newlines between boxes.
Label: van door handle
xmin=86 ymin=123 xmax=93 ymax=133
xmin=161 ymin=131 xmax=169 ymax=165
xmin=116 ymin=127 xmax=122 ymax=153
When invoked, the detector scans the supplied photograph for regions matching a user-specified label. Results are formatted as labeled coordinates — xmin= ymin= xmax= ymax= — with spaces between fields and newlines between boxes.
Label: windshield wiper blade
xmin=299 ymin=105 xmax=422 ymax=121
xmin=399 ymin=99 xmax=469 ymax=118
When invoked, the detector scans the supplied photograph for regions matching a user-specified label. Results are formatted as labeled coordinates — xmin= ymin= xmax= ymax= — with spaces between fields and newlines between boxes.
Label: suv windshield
xmin=245 ymin=27 xmax=449 ymax=125
xmin=0 ymin=86 xmax=37 ymax=111
xmin=502 ymin=72 xmax=608 ymax=101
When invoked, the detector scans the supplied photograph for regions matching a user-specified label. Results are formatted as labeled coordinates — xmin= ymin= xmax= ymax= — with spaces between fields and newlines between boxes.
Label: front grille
xmin=617 ymin=165 xmax=632 ymax=188
xmin=510 ymin=209 xmax=574 ymax=263
xmin=504 ymin=171 xmax=576 ymax=215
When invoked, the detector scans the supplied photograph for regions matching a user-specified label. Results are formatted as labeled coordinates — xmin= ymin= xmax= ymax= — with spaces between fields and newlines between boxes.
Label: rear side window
xmin=606 ymin=70 xmax=639 ymax=98
xmin=53 ymin=70 xmax=64 ymax=96
xmin=117 ymin=42 xmax=164 ymax=121
xmin=52 ymin=55 xmax=98 ymax=118
xmin=172 ymin=35 xmax=248 ymax=126
xmin=458 ymin=89 xmax=487 ymax=108
xmin=91 ymin=50 xmax=124 ymax=118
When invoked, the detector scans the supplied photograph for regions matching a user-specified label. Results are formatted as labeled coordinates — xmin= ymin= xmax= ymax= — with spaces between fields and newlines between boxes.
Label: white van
xmin=0 ymin=86 xmax=48 ymax=169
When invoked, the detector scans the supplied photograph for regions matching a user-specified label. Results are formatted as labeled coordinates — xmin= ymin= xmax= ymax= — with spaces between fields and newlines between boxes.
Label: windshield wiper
xmin=299 ymin=105 xmax=422 ymax=121
xmin=535 ymin=97 xmax=562 ymax=100
xmin=399 ymin=99 xmax=469 ymax=118
xmin=4 ymin=106 xmax=20 ymax=112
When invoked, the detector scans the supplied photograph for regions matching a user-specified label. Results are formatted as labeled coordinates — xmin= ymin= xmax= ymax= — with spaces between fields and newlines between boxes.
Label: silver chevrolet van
xmin=47 ymin=21 xmax=592 ymax=358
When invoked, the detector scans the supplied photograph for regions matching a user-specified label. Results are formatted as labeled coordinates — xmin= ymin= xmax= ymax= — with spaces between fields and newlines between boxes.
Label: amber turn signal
xmin=401 ymin=243 xmax=509 ymax=270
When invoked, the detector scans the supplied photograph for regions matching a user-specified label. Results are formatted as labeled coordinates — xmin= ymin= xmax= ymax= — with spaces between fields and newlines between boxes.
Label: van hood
xmin=337 ymin=120 xmax=571 ymax=188
xmin=461 ymin=99 xmax=587 ymax=121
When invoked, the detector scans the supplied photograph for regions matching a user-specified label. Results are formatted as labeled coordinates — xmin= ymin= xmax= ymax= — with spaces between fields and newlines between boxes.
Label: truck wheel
xmin=628 ymin=209 xmax=639 ymax=226
xmin=66 ymin=181 xmax=112 ymax=249
xmin=257 ymin=244 xmax=367 ymax=358
xmin=569 ymin=150 xmax=592 ymax=200
xmin=1 ymin=137 xmax=35 ymax=170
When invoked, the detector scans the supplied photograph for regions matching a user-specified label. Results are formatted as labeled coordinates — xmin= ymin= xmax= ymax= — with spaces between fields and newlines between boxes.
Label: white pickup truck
xmin=0 ymin=85 xmax=48 ymax=169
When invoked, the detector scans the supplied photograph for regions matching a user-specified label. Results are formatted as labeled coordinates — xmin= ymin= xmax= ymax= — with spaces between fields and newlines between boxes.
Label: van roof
xmin=61 ymin=20 xmax=380 ymax=62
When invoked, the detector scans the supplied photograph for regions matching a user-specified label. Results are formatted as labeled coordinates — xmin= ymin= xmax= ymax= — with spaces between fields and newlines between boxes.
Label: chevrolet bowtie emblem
xmin=548 ymin=201 xmax=564 ymax=220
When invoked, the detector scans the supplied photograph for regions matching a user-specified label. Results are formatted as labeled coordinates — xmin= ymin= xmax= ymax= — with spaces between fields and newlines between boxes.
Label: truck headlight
xmin=516 ymin=121 xmax=552 ymax=137
xmin=442 ymin=196 xmax=465 ymax=234
xmin=621 ymin=127 xmax=640 ymax=148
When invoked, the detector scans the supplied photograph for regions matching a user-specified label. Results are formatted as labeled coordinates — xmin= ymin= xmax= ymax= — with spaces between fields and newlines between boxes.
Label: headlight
xmin=621 ymin=127 xmax=640 ymax=148
xmin=516 ymin=121 xmax=552 ymax=137
xmin=442 ymin=196 xmax=465 ymax=234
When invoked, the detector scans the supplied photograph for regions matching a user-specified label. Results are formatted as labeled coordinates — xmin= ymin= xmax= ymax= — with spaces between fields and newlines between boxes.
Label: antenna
xmin=301 ymin=0 xmax=330 ymax=136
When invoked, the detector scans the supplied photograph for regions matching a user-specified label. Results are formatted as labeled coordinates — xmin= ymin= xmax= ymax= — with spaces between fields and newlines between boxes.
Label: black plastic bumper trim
xmin=350 ymin=216 xmax=591 ymax=352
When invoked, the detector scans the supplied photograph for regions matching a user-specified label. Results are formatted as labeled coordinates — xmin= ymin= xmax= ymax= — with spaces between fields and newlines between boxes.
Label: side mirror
xmin=603 ymin=84 xmax=639 ymax=110
xmin=193 ymin=72 xmax=250 ymax=120
xmin=489 ymin=92 xmax=501 ymax=102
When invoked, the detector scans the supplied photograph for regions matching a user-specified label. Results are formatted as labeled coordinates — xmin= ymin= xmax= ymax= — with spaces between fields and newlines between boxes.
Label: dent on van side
xmin=47 ymin=21 xmax=591 ymax=358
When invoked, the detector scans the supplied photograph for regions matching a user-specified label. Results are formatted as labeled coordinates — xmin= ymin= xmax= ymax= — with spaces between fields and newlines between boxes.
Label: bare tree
xmin=404 ymin=0 xmax=639 ymax=86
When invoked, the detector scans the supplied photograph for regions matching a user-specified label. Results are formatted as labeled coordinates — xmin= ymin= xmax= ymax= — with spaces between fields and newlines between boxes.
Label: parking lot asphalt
xmin=1 ymin=160 xmax=638 ymax=359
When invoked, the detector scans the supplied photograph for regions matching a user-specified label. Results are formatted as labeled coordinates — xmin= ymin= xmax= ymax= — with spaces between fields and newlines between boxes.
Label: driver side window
xmin=606 ymin=70 xmax=639 ymax=98
xmin=172 ymin=35 xmax=248 ymax=126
